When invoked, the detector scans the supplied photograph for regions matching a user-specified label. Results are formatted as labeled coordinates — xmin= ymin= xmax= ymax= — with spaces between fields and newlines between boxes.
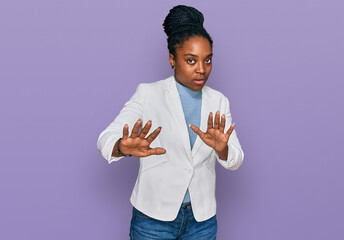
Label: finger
xmin=219 ymin=114 xmax=226 ymax=133
xmin=147 ymin=147 xmax=166 ymax=156
xmin=122 ymin=124 xmax=129 ymax=140
xmin=146 ymin=127 xmax=162 ymax=144
xmin=130 ymin=119 xmax=142 ymax=138
xmin=190 ymin=124 xmax=206 ymax=139
xmin=225 ymin=123 xmax=235 ymax=138
xmin=214 ymin=111 xmax=220 ymax=129
xmin=207 ymin=112 xmax=213 ymax=130
xmin=139 ymin=120 xmax=152 ymax=139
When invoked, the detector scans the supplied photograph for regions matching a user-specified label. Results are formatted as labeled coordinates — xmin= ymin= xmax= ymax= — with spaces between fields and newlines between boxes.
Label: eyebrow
xmin=183 ymin=53 xmax=213 ymax=57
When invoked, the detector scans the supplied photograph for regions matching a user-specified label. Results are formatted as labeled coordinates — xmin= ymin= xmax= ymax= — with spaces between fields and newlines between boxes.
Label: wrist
xmin=116 ymin=138 xmax=132 ymax=157
xmin=216 ymin=145 xmax=228 ymax=160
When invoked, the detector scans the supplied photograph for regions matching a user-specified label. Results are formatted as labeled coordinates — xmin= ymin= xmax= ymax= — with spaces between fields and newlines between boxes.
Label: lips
xmin=194 ymin=79 xmax=205 ymax=85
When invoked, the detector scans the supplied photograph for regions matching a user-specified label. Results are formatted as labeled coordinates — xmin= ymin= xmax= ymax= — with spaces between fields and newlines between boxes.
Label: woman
xmin=97 ymin=5 xmax=244 ymax=239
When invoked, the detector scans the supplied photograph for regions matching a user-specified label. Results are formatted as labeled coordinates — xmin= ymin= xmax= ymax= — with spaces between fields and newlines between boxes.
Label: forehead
xmin=176 ymin=36 xmax=212 ymax=56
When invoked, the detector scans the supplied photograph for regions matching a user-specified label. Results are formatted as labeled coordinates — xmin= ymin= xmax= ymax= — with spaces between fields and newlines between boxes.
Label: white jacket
xmin=97 ymin=75 xmax=244 ymax=222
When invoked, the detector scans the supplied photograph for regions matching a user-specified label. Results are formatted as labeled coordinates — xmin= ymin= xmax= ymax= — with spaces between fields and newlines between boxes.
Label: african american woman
xmin=97 ymin=5 xmax=244 ymax=240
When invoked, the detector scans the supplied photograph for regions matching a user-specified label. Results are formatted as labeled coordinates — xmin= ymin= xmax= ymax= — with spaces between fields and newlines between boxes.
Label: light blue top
xmin=175 ymin=80 xmax=202 ymax=204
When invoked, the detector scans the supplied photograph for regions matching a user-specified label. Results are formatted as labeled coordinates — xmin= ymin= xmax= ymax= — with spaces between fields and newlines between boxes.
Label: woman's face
xmin=170 ymin=36 xmax=213 ymax=91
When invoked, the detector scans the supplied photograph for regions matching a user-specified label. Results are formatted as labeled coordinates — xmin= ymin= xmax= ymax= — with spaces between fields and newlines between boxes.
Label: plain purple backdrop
xmin=1 ymin=0 xmax=343 ymax=239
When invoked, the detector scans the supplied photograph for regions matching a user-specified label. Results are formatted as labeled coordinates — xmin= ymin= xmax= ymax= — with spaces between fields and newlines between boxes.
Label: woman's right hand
xmin=112 ymin=119 xmax=166 ymax=157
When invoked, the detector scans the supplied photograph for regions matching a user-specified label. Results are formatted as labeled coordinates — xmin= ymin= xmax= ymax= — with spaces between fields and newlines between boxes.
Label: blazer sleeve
xmin=97 ymin=84 xmax=145 ymax=164
xmin=215 ymin=96 xmax=244 ymax=170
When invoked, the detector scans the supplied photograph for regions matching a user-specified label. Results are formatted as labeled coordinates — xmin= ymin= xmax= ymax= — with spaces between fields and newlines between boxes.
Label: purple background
xmin=1 ymin=0 xmax=343 ymax=239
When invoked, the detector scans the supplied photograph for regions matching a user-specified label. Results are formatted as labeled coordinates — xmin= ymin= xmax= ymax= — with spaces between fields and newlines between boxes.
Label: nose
xmin=196 ymin=62 xmax=205 ymax=75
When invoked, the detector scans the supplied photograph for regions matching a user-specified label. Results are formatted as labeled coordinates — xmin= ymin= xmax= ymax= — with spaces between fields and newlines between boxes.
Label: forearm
xmin=97 ymin=84 xmax=145 ymax=162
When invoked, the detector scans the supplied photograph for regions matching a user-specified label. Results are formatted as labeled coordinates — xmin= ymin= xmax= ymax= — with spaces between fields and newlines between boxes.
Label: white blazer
xmin=97 ymin=75 xmax=244 ymax=222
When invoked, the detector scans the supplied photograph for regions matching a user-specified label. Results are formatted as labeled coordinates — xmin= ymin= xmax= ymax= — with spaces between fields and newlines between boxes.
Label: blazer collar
xmin=162 ymin=75 xmax=210 ymax=98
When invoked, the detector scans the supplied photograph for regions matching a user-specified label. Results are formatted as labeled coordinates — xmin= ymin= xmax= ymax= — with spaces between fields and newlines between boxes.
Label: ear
xmin=169 ymin=53 xmax=175 ymax=67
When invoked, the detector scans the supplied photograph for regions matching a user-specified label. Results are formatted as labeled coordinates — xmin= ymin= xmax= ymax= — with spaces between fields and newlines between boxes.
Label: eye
xmin=187 ymin=59 xmax=195 ymax=64
xmin=205 ymin=58 xmax=212 ymax=64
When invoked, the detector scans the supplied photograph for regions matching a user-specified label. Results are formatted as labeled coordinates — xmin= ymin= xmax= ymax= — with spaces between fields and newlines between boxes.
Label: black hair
xmin=163 ymin=5 xmax=213 ymax=57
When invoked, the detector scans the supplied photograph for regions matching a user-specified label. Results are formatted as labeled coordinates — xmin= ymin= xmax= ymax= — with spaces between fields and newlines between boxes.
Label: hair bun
xmin=163 ymin=5 xmax=204 ymax=37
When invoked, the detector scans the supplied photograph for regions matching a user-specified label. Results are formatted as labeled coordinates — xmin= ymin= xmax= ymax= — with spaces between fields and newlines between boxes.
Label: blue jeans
xmin=129 ymin=202 xmax=217 ymax=240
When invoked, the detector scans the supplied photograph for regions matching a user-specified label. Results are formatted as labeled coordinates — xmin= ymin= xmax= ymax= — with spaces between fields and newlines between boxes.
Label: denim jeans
xmin=129 ymin=202 xmax=217 ymax=240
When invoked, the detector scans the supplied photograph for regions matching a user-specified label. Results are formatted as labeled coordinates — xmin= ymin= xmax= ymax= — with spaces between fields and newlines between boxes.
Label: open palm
xmin=190 ymin=111 xmax=235 ymax=153
xmin=119 ymin=119 xmax=166 ymax=157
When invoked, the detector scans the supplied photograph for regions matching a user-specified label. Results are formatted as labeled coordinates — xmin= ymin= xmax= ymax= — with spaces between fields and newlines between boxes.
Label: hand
xmin=190 ymin=111 xmax=235 ymax=159
xmin=117 ymin=119 xmax=166 ymax=157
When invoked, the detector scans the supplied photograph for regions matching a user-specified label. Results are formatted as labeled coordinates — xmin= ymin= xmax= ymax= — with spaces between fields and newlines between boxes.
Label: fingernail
xmin=189 ymin=124 xmax=192 ymax=127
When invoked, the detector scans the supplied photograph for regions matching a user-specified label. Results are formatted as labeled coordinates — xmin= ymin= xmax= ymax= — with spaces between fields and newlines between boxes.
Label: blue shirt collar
xmin=175 ymin=80 xmax=202 ymax=99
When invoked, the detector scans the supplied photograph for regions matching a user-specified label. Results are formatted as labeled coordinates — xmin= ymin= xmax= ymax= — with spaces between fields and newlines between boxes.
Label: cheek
xmin=185 ymin=68 xmax=196 ymax=78
xmin=177 ymin=64 xmax=193 ymax=76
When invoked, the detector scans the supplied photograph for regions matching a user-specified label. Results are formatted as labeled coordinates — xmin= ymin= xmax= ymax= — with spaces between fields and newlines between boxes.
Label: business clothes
xmin=97 ymin=75 xmax=244 ymax=222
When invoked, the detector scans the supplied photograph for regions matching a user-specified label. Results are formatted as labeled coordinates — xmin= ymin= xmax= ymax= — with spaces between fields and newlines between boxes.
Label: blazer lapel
xmin=163 ymin=76 xmax=193 ymax=164
xmin=192 ymin=87 xmax=211 ymax=158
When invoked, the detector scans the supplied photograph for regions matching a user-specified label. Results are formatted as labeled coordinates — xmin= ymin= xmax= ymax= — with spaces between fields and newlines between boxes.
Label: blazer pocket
xmin=140 ymin=154 xmax=168 ymax=173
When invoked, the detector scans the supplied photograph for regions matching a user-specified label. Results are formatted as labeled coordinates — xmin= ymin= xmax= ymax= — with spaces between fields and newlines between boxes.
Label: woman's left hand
xmin=190 ymin=111 xmax=235 ymax=160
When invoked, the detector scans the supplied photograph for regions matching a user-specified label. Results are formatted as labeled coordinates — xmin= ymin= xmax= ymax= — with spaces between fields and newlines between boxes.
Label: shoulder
xmin=135 ymin=75 xmax=174 ymax=92
xmin=203 ymin=85 xmax=228 ymax=101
